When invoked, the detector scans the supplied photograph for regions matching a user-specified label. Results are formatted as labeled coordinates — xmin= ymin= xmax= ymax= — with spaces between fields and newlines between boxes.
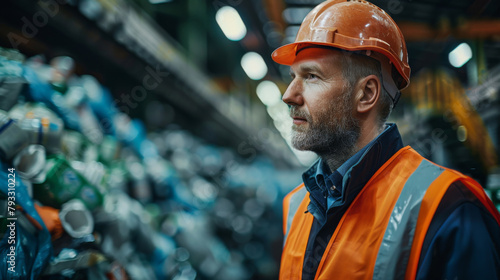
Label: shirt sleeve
xmin=416 ymin=190 xmax=500 ymax=280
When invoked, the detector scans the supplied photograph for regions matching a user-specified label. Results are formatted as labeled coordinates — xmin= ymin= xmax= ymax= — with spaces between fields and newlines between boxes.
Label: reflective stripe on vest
xmin=372 ymin=159 xmax=444 ymax=280
xmin=284 ymin=186 xmax=308 ymax=246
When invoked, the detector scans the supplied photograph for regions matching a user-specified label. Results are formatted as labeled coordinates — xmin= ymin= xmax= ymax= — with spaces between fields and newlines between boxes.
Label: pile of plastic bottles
xmin=0 ymin=47 xmax=298 ymax=279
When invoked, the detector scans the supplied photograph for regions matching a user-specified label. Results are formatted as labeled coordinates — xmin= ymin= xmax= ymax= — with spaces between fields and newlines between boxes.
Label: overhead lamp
xmin=256 ymin=81 xmax=281 ymax=107
xmin=216 ymin=6 xmax=247 ymax=41
xmin=457 ymin=125 xmax=467 ymax=142
xmin=448 ymin=43 xmax=472 ymax=68
xmin=241 ymin=52 xmax=268 ymax=80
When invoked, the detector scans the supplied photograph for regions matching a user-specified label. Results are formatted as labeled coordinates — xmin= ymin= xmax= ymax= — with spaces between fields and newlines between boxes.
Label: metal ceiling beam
xmin=262 ymin=0 xmax=287 ymax=34
xmin=399 ymin=20 xmax=500 ymax=41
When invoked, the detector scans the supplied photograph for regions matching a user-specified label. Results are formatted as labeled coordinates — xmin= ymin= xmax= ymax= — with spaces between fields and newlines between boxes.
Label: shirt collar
xmin=303 ymin=123 xmax=401 ymax=224
xmin=313 ymin=124 xmax=392 ymax=192
xmin=314 ymin=159 xmax=329 ymax=190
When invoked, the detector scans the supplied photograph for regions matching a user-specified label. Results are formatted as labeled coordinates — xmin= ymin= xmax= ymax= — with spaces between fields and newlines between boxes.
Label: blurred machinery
xmin=394 ymin=67 xmax=500 ymax=211
xmin=398 ymin=69 xmax=497 ymax=180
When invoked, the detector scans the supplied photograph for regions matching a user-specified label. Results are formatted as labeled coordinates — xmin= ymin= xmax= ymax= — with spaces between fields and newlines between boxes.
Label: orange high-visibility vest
xmin=280 ymin=147 xmax=500 ymax=280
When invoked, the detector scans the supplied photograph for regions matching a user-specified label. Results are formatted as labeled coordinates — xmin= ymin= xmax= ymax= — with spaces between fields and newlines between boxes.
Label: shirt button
xmin=330 ymin=185 xmax=336 ymax=191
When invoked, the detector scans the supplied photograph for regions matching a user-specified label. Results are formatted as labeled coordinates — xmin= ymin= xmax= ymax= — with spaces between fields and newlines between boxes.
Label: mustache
xmin=290 ymin=106 xmax=311 ymax=122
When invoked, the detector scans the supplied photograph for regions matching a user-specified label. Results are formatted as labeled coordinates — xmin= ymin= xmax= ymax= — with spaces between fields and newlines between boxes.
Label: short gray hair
xmin=338 ymin=51 xmax=393 ymax=128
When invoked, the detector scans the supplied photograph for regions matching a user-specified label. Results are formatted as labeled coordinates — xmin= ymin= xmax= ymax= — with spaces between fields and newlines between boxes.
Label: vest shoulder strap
xmin=405 ymin=165 xmax=500 ymax=278
xmin=283 ymin=184 xmax=308 ymax=240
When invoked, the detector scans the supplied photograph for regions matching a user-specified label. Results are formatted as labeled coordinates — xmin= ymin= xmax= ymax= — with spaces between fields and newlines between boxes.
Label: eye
xmin=307 ymin=73 xmax=318 ymax=80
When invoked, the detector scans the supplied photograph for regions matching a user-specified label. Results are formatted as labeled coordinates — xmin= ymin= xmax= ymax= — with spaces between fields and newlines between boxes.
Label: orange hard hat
xmin=272 ymin=0 xmax=410 ymax=92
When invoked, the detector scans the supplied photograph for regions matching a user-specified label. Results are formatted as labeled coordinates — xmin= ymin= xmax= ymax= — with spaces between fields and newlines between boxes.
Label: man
xmin=271 ymin=0 xmax=500 ymax=279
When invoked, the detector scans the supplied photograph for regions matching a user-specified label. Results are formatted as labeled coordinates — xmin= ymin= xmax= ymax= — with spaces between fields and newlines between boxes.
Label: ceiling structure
xmin=137 ymin=0 xmax=500 ymax=85
xmin=131 ymin=0 xmax=500 ymax=148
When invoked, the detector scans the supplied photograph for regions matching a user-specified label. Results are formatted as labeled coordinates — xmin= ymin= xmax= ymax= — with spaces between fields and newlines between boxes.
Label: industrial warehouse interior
xmin=1 ymin=0 xmax=500 ymax=279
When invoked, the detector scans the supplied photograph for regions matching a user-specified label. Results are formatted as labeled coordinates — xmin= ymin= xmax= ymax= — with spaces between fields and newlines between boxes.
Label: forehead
xmin=291 ymin=47 xmax=344 ymax=72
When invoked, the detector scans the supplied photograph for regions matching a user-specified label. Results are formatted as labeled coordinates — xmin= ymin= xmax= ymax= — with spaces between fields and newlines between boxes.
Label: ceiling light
xmin=216 ymin=6 xmax=247 ymax=41
xmin=457 ymin=125 xmax=467 ymax=142
xmin=241 ymin=52 xmax=268 ymax=80
xmin=448 ymin=43 xmax=472 ymax=68
xmin=256 ymin=81 xmax=281 ymax=107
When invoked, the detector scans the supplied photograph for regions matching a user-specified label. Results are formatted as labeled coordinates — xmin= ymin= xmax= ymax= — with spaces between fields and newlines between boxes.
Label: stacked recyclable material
xmin=0 ymin=47 xmax=291 ymax=280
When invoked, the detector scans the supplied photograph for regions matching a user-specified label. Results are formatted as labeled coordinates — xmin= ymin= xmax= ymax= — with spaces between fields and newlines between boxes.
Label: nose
xmin=282 ymin=78 xmax=304 ymax=106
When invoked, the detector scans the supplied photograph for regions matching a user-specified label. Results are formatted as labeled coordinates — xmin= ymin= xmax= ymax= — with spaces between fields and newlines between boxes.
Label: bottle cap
xmin=0 ymin=111 xmax=30 ymax=160
xmin=59 ymin=199 xmax=94 ymax=238
xmin=13 ymin=144 xmax=47 ymax=183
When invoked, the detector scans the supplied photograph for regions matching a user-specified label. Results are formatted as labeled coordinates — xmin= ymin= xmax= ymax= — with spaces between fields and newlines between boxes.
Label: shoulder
xmin=425 ymin=181 xmax=500 ymax=239
xmin=418 ymin=181 xmax=500 ymax=279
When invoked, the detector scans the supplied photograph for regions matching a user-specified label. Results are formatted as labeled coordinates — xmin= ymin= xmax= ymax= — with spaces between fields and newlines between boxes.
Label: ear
xmin=355 ymin=75 xmax=381 ymax=114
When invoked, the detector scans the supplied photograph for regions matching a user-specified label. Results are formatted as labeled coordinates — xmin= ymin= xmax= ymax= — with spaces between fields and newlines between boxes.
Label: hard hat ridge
xmin=272 ymin=0 xmax=410 ymax=92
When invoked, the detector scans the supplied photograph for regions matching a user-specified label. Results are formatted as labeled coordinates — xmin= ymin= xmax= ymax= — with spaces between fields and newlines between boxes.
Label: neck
xmin=357 ymin=122 xmax=385 ymax=150
xmin=321 ymin=123 xmax=385 ymax=172
xmin=321 ymin=148 xmax=356 ymax=172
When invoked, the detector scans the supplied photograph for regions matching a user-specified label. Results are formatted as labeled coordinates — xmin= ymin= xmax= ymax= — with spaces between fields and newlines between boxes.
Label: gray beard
xmin=291 ymin=100 xmax=360 ymax=170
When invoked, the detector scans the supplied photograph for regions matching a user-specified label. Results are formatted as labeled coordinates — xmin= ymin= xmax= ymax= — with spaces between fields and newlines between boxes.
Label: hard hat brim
xmin=271 ymin=41 xmax=409 ymax=90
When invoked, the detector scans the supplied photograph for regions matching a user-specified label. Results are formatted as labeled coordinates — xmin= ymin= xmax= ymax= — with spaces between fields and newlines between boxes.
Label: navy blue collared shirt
xmin=304 ymin=124 xmax=392 ymax=226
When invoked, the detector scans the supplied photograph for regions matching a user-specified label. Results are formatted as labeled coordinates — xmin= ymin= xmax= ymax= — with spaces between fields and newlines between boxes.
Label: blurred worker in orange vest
xmin=272 ymin=0 xmax=500 ymax=279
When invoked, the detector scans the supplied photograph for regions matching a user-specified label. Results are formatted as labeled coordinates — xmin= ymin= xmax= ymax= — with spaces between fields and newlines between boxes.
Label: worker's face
xmin=282 ymin=47 xmax=360 ymax=156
